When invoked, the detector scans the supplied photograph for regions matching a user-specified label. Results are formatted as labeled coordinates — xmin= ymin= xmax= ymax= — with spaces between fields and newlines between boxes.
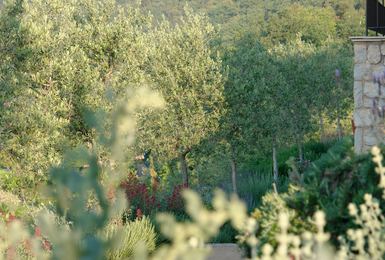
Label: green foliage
xmin=118 ymin=0 xmax=365 ymax=45
xmin=305 ymin=136 xmax=354 ymax=179
xmin=0 ymin=0 xmax=375 ymax=259
xmin=238 ymin=185 xmax=318 ymax=257
xmin=103 ymin=216 xmax=157 ymax=260
xmin=0 ymin=0 xmax=152 ymax=201
xmin=283 ymin=137 xmax=385 ymax=249
xmin=136 ymin=6 xmax=225 ymax=186
xmin=209 ymin=221 xmax=237 ymax=243
xmin=250 ymin=139 xmax=332 ymax=177
xmin=235 ymin=170 xmax=290 ymax=210
xmin=261 ymin=4 xmax=337 ymax=48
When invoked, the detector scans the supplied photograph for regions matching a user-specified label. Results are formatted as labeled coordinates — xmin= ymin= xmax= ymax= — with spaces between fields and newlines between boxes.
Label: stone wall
xmin=351 ymin=37 xmax=385 ymax=154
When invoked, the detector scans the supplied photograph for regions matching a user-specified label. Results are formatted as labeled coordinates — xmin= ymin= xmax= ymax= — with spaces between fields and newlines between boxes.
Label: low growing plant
xmin=103 ymin=216 xmax=157 ymax=260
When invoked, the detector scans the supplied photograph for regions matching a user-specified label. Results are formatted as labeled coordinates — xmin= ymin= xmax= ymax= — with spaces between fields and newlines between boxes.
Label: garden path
xmin=206 ymin=244 xmax=244 ymax=260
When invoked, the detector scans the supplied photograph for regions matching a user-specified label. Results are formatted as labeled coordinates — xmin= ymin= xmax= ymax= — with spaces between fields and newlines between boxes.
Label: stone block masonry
xmin=350 ymin=37 xmax=385 ymax=154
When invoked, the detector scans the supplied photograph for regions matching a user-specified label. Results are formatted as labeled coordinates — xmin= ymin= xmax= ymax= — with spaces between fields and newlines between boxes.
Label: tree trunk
xmin=319 ymin=113 xmax=326 ymax=144
xmin=337 ymin=107 xmax=342 ymax=141
xmin=273 ymin=139 xmax=278 ymax=183
xmin=180 ymin=149 xmax=190 ymax=187
xmin=297 ymin=134 xmax=303 ymax=162
xmin=194 ymin=151 xmax=199 ymax=191
xmin=230 ymin=145 xmax=238 ymax=196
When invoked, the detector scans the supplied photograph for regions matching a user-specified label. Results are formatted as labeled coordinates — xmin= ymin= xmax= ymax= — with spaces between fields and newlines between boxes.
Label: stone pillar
xmin=350 ymin=37 xmax=385 ymax=154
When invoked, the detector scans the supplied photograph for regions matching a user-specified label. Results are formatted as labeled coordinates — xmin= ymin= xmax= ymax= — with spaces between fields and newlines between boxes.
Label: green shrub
xmin=237 ymin=136 xmax=378 ymax=256
xmin=209 ymin=221 xmax=237 ymax=243
xmin=103 ymin=216 xmax=157 ymax=260
xmin=236 ymin=170 xmax=290 ymax=210
xmin=237 ymin=184 xmax=317 ymax=257
xmin=247 ymin=138 xmax=334 ymax=177
xmin=280 ymin=136 xmax=385 ymax=248
xmin=304 ymin=135 xmax=354 ymax=180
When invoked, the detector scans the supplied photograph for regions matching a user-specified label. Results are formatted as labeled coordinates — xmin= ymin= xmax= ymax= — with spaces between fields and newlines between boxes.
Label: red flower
xmin=35 ymin=227 xmax=44 ymax=237
xmin=0 ymin=211 xmax=5 ymax=216
xmin=136 ymin=209 xmax=143 ymax=220
xmin=25 ymin=242 xmax=32 ymax=250
xmin=8 ymin=215 xmax=14 ymax=221
xmin=6 ymin=248 xmax=16 ymax=260
xmin=44 ymin=242 xmax=51 ymax=250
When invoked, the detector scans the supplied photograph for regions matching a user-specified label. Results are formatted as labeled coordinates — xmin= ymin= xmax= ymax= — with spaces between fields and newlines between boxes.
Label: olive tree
xmin=136 ymin=7 xmax=225 ymax=187
xmin=0 ymin=0 xmax=150 ymax=196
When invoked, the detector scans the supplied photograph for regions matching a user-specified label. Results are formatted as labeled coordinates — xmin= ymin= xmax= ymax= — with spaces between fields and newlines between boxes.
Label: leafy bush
xmin=103 ymin=216 xmax=157 ymax=260
xmin=119 ymin=172 xmax=189 ymax=222
xmin=248 ymin=138 xmax=334 ymax=177
xmin=266 ymin=136 xmax=385 ymax=250
xmin=304 ymin=135 xmax=354 ymax=179
xmin=209 ymin=221 xmax=238 ymax=243
xmin=237 ymin=184 xmax=317 ymax=257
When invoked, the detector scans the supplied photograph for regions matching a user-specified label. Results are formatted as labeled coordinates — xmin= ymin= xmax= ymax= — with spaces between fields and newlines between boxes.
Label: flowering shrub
xmin=294 ymin=158 xmax=311 ymax=173
xmin=119 ymin=172 xmax=188 ymax=220
xmin=166 ymin=184 xmax=187 ymax=213
xmin=34 ymin=227 xmax=51 ymax=251
xmin=0 ymin=211 xmax=52 ymax=259
xmin=119 ymin=172 xmax=161 ymax=217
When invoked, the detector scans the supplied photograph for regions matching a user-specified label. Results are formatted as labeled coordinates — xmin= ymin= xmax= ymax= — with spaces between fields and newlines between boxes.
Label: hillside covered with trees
xmin=116 ymin=0 xmax=366 ymax=45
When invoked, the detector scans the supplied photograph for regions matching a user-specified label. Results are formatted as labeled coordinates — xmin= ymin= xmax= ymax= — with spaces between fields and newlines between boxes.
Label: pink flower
xmin=35 ymin=227 xmax=44 ymax=237
xmin=136 ymin=209 xmax=143 ymax=220
xmin=44 ymin=242 xmax=51 ymax=250
xmin=6 ymin=248 xmax=16 ymax=260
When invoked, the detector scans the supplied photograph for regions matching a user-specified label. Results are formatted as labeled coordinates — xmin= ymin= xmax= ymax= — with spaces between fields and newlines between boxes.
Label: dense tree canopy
xmin=0 ymin=0 xmax=151 ymax=185
xmin=113 ymin=0 xmax=366 ymax=45
xmin=0 ymin=0 xmax=355 ymax=192
xmin=135 ymin=8 xmax=225 ymax=186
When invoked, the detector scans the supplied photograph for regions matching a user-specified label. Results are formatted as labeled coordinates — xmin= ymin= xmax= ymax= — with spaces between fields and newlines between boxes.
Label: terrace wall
xmin=351 ymin=37 xmax=385 ymax=154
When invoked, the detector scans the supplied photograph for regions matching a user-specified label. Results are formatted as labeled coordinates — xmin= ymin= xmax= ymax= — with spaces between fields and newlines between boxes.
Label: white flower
xmin=348 ymin=203 xmax=358 ymax=216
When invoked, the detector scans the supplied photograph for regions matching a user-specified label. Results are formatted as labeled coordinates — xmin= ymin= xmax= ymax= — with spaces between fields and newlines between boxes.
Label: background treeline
xmin=0 ymin=0 xmax=354 ymax=203
xmin=114 ymin=0 xmax=366 ymax=45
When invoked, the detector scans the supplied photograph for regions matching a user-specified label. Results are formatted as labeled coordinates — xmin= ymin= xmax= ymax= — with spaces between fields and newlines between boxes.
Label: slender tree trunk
xmin=230 ymin=145 xmax=238 ymax=196
xmin=194 ymin=151 xmax=199 ymax=191
xmin=337 ymin=107 xmax=342 ymax=141
xmin=319 ymin=113 xmax=326 ymax=144
xmin=180 ymin=150 xmax=190 ymax=187
xmin=273 ymin=139 xmax=278 ymax=183
xmin=297 ymin=134 xmax=303 ymax=162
